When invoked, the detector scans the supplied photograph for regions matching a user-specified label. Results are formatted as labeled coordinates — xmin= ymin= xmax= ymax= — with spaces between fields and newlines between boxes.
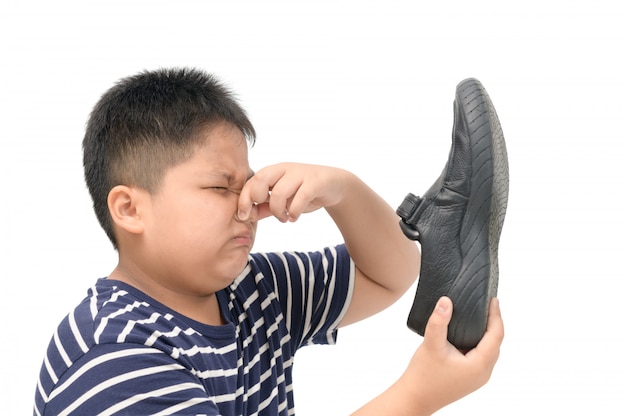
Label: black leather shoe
xmin=396 ymin=78 xmax=509 ymax=350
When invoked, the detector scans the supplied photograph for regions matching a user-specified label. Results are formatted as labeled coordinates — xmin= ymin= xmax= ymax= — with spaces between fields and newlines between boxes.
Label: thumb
xmin=422 ymin=296 xmax=453 ymax=350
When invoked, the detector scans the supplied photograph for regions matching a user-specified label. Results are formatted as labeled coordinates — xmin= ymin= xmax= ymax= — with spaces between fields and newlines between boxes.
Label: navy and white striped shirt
xmin=34 ymin=245 xmax=354 ymax=415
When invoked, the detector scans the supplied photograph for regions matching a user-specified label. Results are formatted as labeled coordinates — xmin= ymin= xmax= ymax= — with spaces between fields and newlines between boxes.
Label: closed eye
xmin=206 ymin=187 xmax=241 ymax=195
xmin=204 ymin=186 xmax=229 ymax=193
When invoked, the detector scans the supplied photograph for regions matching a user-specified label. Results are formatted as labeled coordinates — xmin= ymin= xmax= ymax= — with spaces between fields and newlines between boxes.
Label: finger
xmin=253 ymin=202 xmax=274 ymax=221
xmin=267 ymin=180 xmax=301 ymax=222
xmin=250 ymin=165 xmax=303 ymax=222
xmin=483 ymin=297 xmax=504 ymax=346
xmin=285 ymin=184 xmax=314 ymax=221
xmin=487 ymin=298 xmax=504 ymax=336
xmin=237 ymin=203 xmax=269 ymax=222
xmin=422 ymin=296 xmax=453 ymax=352
xmin=469 ymin=298 xmax=504 ymax=363
xmin=238 ymin=175 xmax=271 ymax=220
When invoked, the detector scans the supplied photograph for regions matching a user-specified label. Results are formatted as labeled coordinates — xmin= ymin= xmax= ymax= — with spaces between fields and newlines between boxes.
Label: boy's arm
xmin=238 ymin=163 xmax=420 ymax=326
xmin=324 ymin=169 xmax=420 ymax=326
xmin=238 ymin=163 xmax=504 ymax=413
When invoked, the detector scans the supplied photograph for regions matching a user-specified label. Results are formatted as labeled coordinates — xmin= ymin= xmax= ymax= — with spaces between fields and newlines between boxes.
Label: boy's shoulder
xmin=74 ymin=279 xmax=233 ymax=347
xmin=59 ymin=279 xmax=169 ymax=350
xmin=47 ymin=278 xmax=237 ymax=377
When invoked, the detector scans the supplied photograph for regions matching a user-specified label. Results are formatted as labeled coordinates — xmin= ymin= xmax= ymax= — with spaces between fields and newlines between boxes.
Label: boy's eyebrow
xmin=202 ymin=170 xmax=255 ymax=183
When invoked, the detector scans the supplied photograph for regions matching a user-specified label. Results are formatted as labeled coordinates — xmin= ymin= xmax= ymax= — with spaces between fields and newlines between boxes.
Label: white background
xmin=1 ymin=1 xmax=625 ymax=414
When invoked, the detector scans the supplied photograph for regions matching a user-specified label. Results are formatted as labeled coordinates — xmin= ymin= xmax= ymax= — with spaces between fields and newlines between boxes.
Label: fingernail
xmin=436 ymin=298 xmax=449 ymax=314
xmin=238 ymin=209 xmax=249 ymax=220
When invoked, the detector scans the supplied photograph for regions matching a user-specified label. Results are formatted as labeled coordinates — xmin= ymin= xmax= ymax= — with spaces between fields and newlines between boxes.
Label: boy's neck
xmin=108 ymin=264 xmax=225 ymax=327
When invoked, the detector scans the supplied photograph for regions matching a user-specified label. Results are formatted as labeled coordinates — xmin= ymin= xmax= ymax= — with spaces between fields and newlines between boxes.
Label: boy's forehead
xmin=194 ymin=121 xmax=248 ymax=150
xmin=200 ymin=120 xmax=246 ymax=141
xmin=188 ymin=143 xmax=254 ymax=181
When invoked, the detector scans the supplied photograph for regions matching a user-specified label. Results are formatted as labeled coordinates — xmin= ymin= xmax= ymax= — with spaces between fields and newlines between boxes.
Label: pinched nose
xmin=235 ymin=203 xmax=259 ymax=222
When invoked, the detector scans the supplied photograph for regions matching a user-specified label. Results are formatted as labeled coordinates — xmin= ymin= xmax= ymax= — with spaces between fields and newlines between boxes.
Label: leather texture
xmin=397 ymin=78 xmax=509 ymax=350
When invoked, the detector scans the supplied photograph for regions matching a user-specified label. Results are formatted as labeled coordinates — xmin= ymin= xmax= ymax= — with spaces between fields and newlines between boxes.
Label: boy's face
xmin=138 ymin=122 xmax=256 ymax=296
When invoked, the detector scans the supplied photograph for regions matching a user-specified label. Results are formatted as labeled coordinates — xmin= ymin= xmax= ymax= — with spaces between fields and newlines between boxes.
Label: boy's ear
xmin=107 ymin=185 xmax=147 ymax=235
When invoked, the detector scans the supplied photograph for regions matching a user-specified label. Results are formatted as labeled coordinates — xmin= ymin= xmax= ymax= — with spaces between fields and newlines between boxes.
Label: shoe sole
xmin=407 ymin=78 xmax=509 ymax=349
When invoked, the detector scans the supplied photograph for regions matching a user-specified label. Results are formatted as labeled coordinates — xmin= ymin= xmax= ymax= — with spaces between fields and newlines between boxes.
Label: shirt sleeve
xmin=37 ymin=342 xmax=222 ymax=416
xmin=250 ymin=244 xmax=355 ymax=350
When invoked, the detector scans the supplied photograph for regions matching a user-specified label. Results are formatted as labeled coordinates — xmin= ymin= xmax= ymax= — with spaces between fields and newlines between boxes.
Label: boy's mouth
xmin=233 ymin=233 xmax=254 ymax=248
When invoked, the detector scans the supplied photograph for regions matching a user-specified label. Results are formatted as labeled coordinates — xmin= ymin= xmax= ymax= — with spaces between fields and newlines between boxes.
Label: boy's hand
xmin=350 ymin=297 xmax=503 ymax=416
xmin=402 ymin=296 xmax=504 ymax=415
xmin=237 ymin=163 xmax=349 ymax=223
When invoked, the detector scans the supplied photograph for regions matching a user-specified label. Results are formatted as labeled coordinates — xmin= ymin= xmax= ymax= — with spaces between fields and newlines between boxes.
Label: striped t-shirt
xmin=34 ymin=245 xmax=354 ymax=415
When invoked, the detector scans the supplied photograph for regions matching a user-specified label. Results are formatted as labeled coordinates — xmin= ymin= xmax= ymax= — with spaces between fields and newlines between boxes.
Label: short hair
xmin=82 ymin=67 xmax=256 ymax=249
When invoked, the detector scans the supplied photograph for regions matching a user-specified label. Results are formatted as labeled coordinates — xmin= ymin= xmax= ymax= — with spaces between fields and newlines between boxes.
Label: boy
xmin=34 ymin=67 xmax=504 ymax=415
